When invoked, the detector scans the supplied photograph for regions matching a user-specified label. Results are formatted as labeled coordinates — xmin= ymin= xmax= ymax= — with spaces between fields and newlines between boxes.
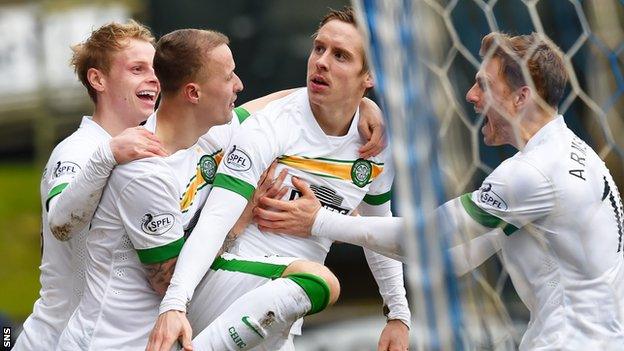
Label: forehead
xmin=112 ymin=39 xmax=155 ymax=64
xmin=205 ymin=44 xmax=235 ymax=73
xmin=316 ymin=20 xmax=364 ymax=54
xmin=476 ymin=57 xmax=505 ymax=84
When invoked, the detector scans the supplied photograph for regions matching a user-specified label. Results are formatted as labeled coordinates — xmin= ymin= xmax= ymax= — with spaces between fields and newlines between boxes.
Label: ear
xmin=515 ymin=86 xmax=531 ymax=107
xmin=363 ymin=71 xmax=374 ymax=89
xmin=86 ymin=68 xmax=106 ymax=93
xmin=184 ymin=83 xmax=200 ymax=104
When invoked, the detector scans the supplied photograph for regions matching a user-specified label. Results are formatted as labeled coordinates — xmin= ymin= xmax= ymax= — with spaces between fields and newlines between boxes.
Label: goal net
xmin=353 ymin=0 xmax=624 ymax=349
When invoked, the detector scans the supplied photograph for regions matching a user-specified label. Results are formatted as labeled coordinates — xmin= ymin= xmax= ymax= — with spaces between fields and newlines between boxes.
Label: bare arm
xmin=240 ymin=88 xmax=298 ymax=114
xmin=144 ymin=257 xmax=178 ymax=296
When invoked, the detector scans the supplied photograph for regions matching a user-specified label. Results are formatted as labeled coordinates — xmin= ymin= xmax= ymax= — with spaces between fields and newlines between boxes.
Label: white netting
xmin=355 ymin=0 xmax=623 ymax=349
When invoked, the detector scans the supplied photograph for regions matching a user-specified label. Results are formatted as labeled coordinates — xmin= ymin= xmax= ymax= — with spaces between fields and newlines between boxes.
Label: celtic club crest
xmin=199 ymin=155 xmax=217 ymax=184
xmin=351 ymin=159 xmax=372 ymax=188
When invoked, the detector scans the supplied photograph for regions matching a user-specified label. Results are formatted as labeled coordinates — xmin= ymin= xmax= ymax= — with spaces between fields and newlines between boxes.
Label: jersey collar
xmin=523 ymin=114 xmax=565 ymax=152
xmin=80 ymin=116 xmax=113 ymax=140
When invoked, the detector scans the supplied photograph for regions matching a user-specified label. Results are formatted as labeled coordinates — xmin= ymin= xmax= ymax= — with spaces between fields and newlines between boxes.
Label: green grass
xmin=0 ymin=162 xmax=43 ymax=321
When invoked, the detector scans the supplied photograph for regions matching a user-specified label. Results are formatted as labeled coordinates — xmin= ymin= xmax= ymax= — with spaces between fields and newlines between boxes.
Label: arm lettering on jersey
xmin=144 ymin=257 xmax=177 ymax=296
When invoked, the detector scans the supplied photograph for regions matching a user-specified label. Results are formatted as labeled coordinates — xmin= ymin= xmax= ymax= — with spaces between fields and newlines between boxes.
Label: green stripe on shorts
xmin=460 ymin=193 xmax=518 ymax=236
xmin=211 ymin=256 xmax=288 ymax=278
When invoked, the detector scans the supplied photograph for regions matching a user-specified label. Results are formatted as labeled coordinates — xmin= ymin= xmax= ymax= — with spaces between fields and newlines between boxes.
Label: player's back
xmin=493 ymin=116 xmax=624 ymax=349
xmin=58 ymin=114 xmax=230 ymax=350
xmin=14 ymin=116 xmax=109 ymax=351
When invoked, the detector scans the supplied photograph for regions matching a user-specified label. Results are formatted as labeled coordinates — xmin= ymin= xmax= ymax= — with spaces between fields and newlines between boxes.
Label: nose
xmin=147 ymin=66 xmax=159 ymax=88
xmin=315 ymin=51 xmax=329 ymax=71
xmin=466 ymin=83 xmax=478 ymax=105
xmin=234 ymin=73 xmax=243 ymax=93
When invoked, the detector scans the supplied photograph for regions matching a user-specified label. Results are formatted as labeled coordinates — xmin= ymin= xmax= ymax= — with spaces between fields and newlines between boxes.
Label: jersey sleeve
xmin=212 ymin=109 xmax=282 ymax=200
xmin=116 ymin=170 xmax=184 ymax=264
xmin=362 ymin=151 xmax=394 ymax=207
xmin=461 ymin=157 xmax=556 ymax=235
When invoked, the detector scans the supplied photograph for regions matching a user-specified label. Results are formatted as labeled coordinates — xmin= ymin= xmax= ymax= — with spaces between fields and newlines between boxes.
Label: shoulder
xmin=112 ymin=157 xmax=176 ymax=190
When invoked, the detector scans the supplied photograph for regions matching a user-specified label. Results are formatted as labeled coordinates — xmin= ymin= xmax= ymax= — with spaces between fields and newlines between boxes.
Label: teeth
xmin=137 ymin=90 xmax=156 ymax=98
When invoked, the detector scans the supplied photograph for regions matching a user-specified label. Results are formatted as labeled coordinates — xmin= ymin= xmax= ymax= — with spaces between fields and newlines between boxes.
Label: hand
xmin=253 ymin=176 xmax=321 ymax=236
xmin=146 ymin=310 xmax=193 ymax=351
xmin=358 ymin=97 xmax=387 ymax=159
xmin=378 ymin=319 xmax=409 ymax=351
xmin=110 ymin=126 xmax=168 ymax=164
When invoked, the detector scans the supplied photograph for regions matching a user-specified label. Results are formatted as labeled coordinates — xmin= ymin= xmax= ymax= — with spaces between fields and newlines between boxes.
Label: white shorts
xmin=188 ymin=253 xmax=302 ymax=351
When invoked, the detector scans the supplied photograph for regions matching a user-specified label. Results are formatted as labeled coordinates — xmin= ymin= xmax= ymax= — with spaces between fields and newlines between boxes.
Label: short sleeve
xmin=212 ymin=110 xmax=282 ymax=200
xmin=44 ymin=141 xmax=97 ymax=210
xmin=117 ymin=172 xmax=184 ymax=264
xmin=362 ymin=151 xmax=394 ymax=207
xmin=461 ymin=158 xmax=555 ymax=235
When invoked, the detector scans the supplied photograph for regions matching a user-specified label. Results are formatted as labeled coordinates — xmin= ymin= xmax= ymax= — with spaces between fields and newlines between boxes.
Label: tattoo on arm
xmin=144 ymin=257 xmax=177 ymax=296
xmin=217 ymin=230 xmax=239 ymax=256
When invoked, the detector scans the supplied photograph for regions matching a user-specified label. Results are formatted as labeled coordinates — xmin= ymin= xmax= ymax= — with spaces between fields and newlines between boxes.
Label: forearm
xmin=159 ymin=188 xmax=247 ymax=314
xmin=312 ymin=208 xmax=405 ymax=262
xmin=364 ymin=249 xmax=411 ymax=328
xmin=48 ymin=141 xmax=116 ymax=241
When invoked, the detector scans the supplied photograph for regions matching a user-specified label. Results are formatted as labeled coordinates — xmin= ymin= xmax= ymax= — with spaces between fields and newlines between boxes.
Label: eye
xmin=334 ymin=52 xmax=347 ymax=62
xmin=132 ymin=66 xmax=142 ymax=74
xmin=314 ymin=45 xmax=325 ymax=54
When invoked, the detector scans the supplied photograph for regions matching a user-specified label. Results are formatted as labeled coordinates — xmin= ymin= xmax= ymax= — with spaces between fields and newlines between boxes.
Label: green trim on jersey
xmin=136 ymin=237 xmax=184 ymax=264
xmin=213 ymin=174 xmax=255 ymax=200
xmin=363 ymin=190 xmax=392 ymax=205
xmin=460 ymin=193 xmax=518 ymax=236
xmin=286 ymin=273 xmax=330 ymax=315
xmin=234 ymin=107 xmax=251 ymax=124
xmin=211 ymin=256 xmax=287 ymax=278
xmin=46 ymin=183 xmax=69 ymax=211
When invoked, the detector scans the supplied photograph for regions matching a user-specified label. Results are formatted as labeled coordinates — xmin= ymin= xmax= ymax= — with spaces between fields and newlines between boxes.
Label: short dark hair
xmin=480 ymin=32 xmax=568 ymax=108
xmin=154 ymin=29 xmax=229 ymax=94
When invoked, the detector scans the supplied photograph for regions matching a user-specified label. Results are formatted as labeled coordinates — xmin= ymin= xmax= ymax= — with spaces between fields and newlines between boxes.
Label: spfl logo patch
xmin=478 ymin=183 xmax=508 ymax=210
xmin=53 ymin=161 xmax=81 ymax=178
xmin=141 ymin=213 xmax=175 ymax=236
xmin=225 ymin=145 xmax=252 ymax=171
xmin=351 ymin=159 xmax=372 ymax=188
xmin=199 ymin=155 xmax=217 ymax=183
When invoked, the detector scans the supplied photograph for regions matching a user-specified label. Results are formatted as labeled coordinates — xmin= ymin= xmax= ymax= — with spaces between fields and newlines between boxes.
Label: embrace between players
xmin=14 ymin=5 xmax=624 ymax=351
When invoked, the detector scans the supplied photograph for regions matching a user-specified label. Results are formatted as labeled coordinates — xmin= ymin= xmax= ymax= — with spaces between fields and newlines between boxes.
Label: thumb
xmin=292 ymin=177 xmax=313 ymax=196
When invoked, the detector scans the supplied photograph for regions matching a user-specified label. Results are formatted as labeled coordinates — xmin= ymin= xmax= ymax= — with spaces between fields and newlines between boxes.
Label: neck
xmin=514 ymin=107 xmax=557 ymax=149
xmin=91 ymin=104 xmax=134 ymax=137
xmin=309 ymin=99 xmax=359 ymax=136
xmin=155 ymin=99 xmax=215 ymax=154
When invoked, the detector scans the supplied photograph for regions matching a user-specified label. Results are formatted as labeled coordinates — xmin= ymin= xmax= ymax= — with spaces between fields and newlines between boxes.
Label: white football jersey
xmin=462 ymin=116 xmax=624 ymax=349
xmin=215 ymin=88 xmax=394 ymax=262
xmin=57 ymin=111 xmax=240 ymax=350
xmin=14 ymin=116 xmax=110 ymax=351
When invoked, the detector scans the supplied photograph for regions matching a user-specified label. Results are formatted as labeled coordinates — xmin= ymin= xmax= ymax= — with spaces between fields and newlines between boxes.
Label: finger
xmin=145 ymin=143 xmax=168 ymax=157
xmin=253 ymin=206 xmax=290 ymax=221
xmin=291 ymin=177 xmax=314 ymax=197
xmin=266 ymin=169 xmax=289 ymax=197
xmin=181 ymin=329 xmax=193 ymax=351
xmin=275 ymin=186 xmax=289 ymax=199
xmin=255 ymin=218 xmax=287 ymax=231
xmin=258 ymin=195 xmax=294 ymax=211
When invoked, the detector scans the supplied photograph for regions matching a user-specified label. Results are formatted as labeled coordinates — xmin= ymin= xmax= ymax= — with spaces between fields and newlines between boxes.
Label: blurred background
xmin=0 ymin=0 xmax=622 ymax=350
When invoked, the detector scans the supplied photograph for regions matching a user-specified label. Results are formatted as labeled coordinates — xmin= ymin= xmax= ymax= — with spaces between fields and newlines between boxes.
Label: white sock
xmin=191 ymin=278 xmax=311 ymax=351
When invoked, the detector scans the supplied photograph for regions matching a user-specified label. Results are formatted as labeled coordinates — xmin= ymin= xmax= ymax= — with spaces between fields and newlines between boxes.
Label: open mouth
xmin=136 ymin=90 xmax=157 ymax=103
xmin=311 ymin=75 xmax=329 ymax=87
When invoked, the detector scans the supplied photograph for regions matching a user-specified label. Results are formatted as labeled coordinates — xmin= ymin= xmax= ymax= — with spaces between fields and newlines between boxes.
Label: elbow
xmin=50 ymin=220 xmax=73 ymax=241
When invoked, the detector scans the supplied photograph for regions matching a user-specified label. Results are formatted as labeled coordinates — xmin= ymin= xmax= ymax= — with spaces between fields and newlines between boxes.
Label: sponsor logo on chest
xmin=141 ymin=213 xmax=175 ymax=235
